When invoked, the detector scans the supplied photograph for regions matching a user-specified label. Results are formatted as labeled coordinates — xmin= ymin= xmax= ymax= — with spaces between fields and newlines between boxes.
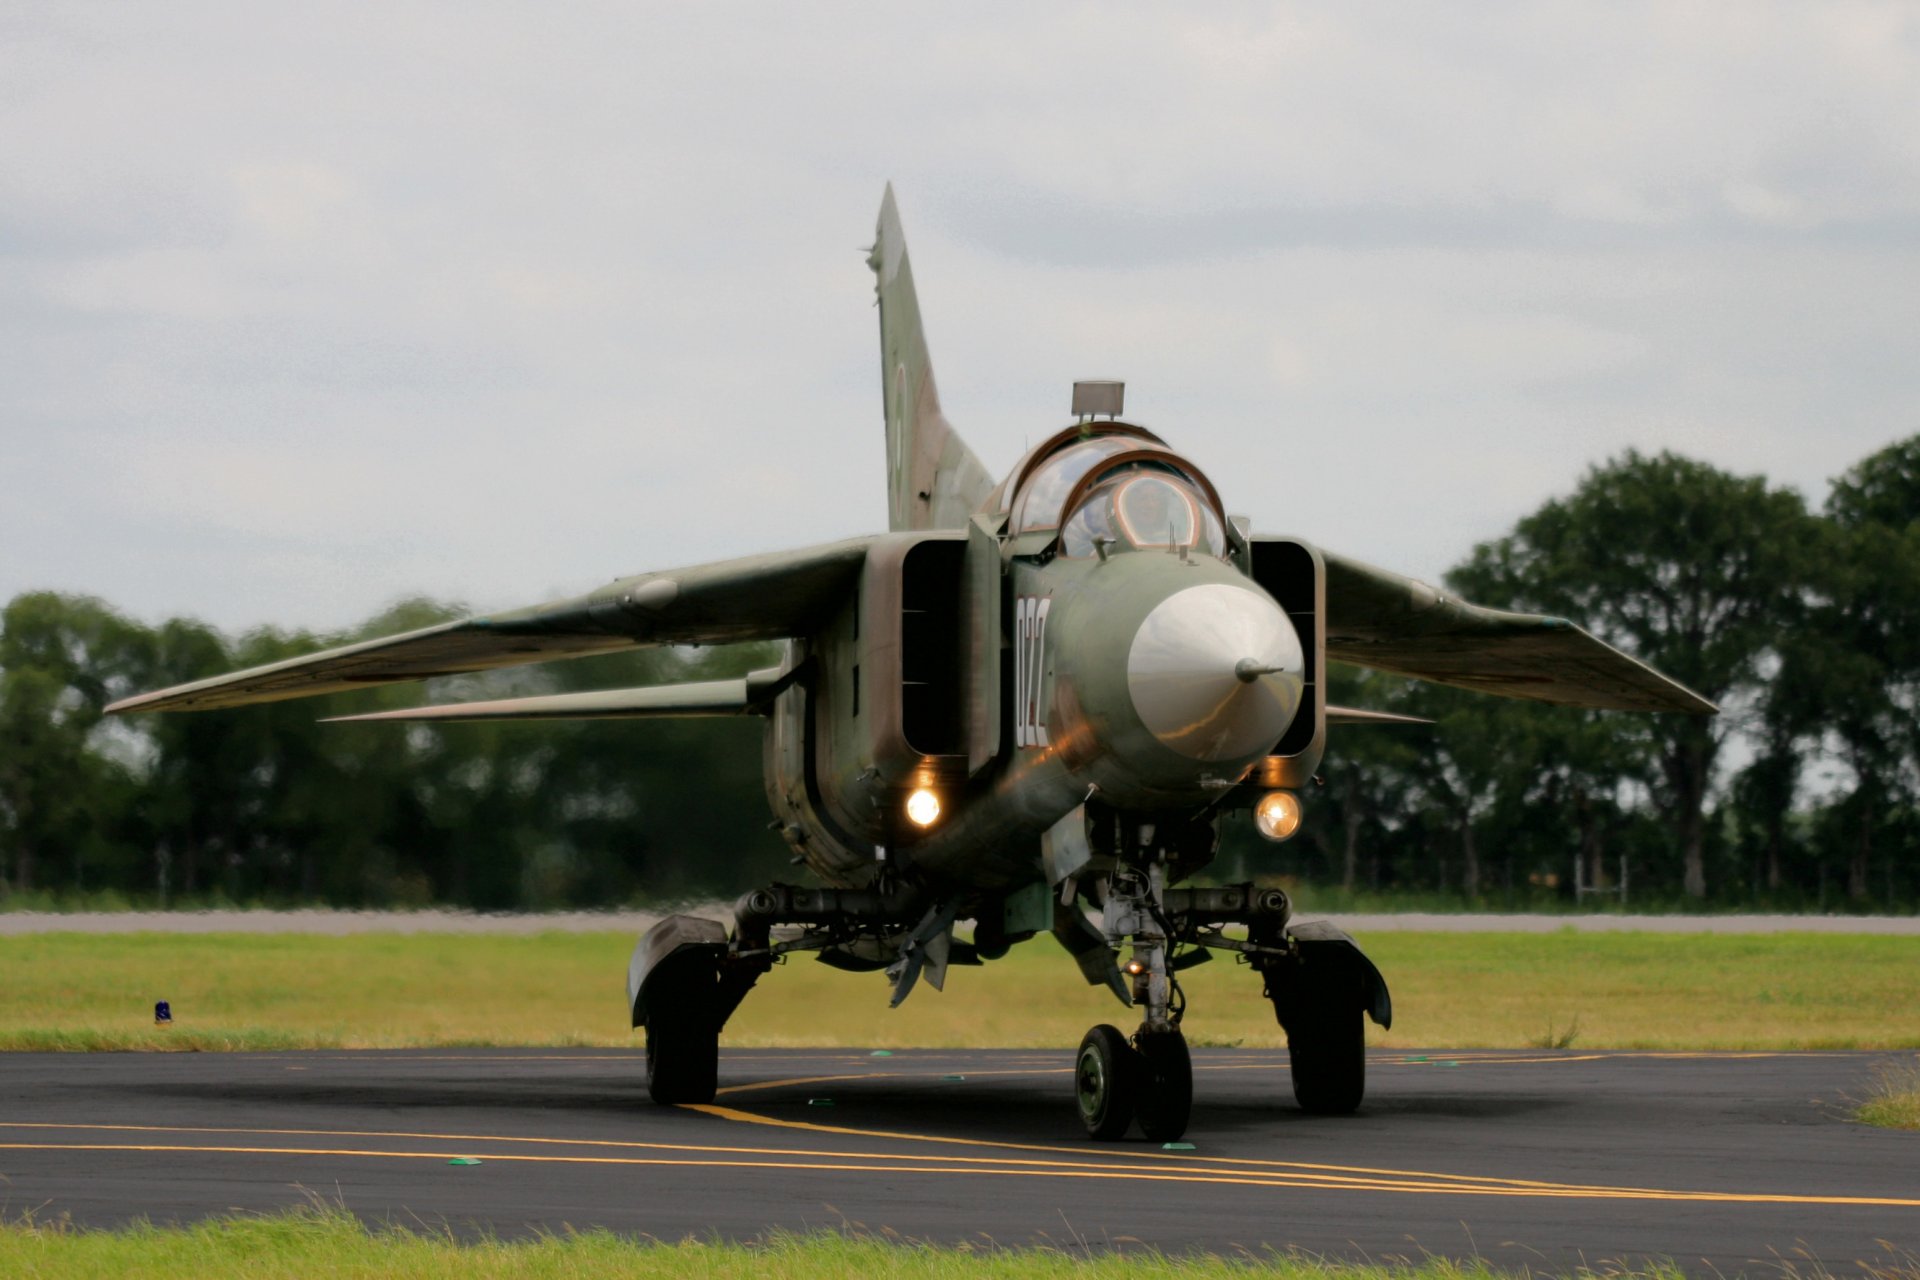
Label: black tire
xmin=1287 ymin=999 xmax=1365 ymax=1115
xmin=644 ymin=950 xmax=721 ymax=1105
xmin=1075 ymin=1024 xmax=1138 ymax=1140
xmin=646 ymin=1011 xmax=719 ymax=1104
xmin=1134 ymin=1027 xmax=1193 ymax=1142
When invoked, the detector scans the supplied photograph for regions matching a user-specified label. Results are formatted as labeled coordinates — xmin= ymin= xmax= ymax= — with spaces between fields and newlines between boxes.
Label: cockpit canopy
xmin=1060 ymin=465 xmax=1226 ymax=557
xmin=1006 ymin=431 xmax=1228 ymax=559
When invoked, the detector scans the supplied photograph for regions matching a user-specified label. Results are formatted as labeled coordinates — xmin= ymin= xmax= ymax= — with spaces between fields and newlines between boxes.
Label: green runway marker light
xmin=869 ymin=1050 xmax=893 ymax=1057
xmin=447 ymin=1158 xmax=481 ymax=1166
xmin=807 ymin=1097 xmax=835 ymax=1108
xmin=1162 ymin=1142 xmax=1196 ymax=1150
xmin=941 ymin=1074 xmax=965 ymax=1081
xmin=1405 ymin=1055 xmax=1428 ymax=1062
xmin=1440 ymin=1061 xmax=1461 ymax=1068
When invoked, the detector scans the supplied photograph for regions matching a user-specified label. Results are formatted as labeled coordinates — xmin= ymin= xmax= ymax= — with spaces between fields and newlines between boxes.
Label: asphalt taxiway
xmin=1 ymin=1048 xmax=1915 ymax=1273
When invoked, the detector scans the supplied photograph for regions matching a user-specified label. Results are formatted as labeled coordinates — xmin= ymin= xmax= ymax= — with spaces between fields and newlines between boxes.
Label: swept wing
xmin=1315 ymin=547 xmax=1715 ymax=715
xmin=108 ymin=538 xmax=872 ymax=714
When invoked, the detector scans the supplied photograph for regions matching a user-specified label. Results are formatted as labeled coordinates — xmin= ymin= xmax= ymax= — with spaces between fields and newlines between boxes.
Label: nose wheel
xmin=1134 ymin=1025 xmax=1193 ymax=1141
xmin=1075 ymin=1024 xmax=1136 ymax=1139
xmin=1074 ymin=1022 xmax=1193 ymax=1142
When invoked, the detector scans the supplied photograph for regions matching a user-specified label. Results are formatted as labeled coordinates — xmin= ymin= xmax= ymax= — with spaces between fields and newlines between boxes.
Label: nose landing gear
xmin=1075 ymin=1024 xmax=1138 ymax=1139
xmin=1074 ymin=863 xmax=1197 ymax=1141
xmin=1074 ymin=1021 xmax=1194 ymax=1142
xmin=1134 ymin=1025 xmax=1194 ymax=1140
xmin=1065 ymin=872 xmax=1391 ymax=1140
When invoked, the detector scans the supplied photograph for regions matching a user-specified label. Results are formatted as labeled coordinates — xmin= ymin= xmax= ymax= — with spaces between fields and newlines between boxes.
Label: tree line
xmin=0 ymin=600 xmax=790 ymax=910
xmin=2 ymin=437 xmax=1915 ymax=911
xmin=1217 ymin=436 xmax=1920 ymax=910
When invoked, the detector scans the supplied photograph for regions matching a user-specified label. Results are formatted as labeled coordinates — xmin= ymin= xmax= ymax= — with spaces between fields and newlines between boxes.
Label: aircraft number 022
xmin=1013 ymin=595 xmax=1052 ymax=748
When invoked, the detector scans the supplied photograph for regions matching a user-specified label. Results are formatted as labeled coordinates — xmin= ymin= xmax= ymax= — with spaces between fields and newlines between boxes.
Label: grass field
xmin=2 ymin=929 xmax=1918 ymax=1052
xmin=0 ymin=1206 xmax=1700 ymax=1280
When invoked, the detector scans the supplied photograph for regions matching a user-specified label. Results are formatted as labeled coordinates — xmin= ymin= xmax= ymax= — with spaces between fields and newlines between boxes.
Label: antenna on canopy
xmin=1072 ymin=380 xmax=1124 ymax=422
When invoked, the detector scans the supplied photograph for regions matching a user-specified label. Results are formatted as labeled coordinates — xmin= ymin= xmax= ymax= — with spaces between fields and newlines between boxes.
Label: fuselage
xmin=763 ymin=421 xmax=1314 ymax=900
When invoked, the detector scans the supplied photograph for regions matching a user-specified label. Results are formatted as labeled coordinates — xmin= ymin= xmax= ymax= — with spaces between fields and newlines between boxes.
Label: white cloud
xmin=2 ymin=1 xmax=1917 ymax=631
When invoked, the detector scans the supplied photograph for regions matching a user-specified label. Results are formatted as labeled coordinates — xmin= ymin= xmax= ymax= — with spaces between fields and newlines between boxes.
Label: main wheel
xmin=1075 ymin=1024 xmax=1138 ymax=1140
xmin=1286 ymin=997 xmax=1365 ymax=1115
xmin=644 ymin=950 xmax=721 ymax=1105
xmin=645 ymin=1011 xmax=719 ymax=1104
xmin=1134 ymin=1027 xmax=1192 ymax=1142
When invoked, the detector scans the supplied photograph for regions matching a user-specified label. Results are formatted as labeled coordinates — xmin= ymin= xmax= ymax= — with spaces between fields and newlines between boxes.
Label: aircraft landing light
xmin=1254 ymin=790 xmax=1304 ymax=842
xmin=905 ymin=788 xmax=941 ymax=827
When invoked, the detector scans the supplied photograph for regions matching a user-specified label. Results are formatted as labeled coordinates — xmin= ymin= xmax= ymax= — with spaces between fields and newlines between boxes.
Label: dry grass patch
xmin=0 ymin=929 xmax=1917 ymax=1051
xmin=1856 ymin=1059 xmax=1920 ymax=1130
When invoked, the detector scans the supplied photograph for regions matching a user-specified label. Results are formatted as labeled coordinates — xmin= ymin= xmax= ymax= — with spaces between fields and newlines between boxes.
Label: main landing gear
xmin=627 ymin=883 xmax=970 ymax=1106
xmin=627 ymin=875 xmax=1389 ymax=1133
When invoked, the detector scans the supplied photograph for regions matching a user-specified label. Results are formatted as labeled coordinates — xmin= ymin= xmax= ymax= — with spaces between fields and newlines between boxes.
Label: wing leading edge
xmin=108 ymin=537 xmax=873 ymax=715
xmin=1304 ymin=545 xmax=1715 ymax=715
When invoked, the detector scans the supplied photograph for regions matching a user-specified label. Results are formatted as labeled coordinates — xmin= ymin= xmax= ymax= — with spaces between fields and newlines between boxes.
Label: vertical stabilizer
xmin=871 ymin=186 xmax=995 ymax=531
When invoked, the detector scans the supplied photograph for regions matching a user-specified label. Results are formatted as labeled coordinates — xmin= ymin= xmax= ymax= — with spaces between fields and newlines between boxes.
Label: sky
xmin=5 ymin=2 xmax=1918 ymax=635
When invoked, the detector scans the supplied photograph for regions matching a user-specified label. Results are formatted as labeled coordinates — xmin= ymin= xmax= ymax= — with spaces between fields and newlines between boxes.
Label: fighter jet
xmin=109 ymin=187 xmax=1713 ymax=1142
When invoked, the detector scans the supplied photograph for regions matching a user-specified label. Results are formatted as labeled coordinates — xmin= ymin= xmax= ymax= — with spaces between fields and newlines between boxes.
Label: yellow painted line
xmin=690 ymin=1103 xmax=1623 ymax=1191
xmin=0 ymin=1119 xmax=1109 ymax=1169
xmin=689 ymin=1103 xmax=1920 ymax=1206
xmin=0 ymin=1139 xmax=1665 ymax=1198
xmin=1389 ymin=1054 xmax=1613 ymax=1066
xmin=0 ymin=1141 xmax=1368 ymax=1190
xmin=5 ymin=1118 xmax=1437 ymax=1188
xmin=5 ymin=1139 xmax=1920 ymax=1208
xmin=0 ymin=1138 xmax=1585 ymax=1197
xmin=716 ymin=1074 xmax=892 ymax=1095
xmin=0 ymin=1120 xmax=1572 ymax=1194
xmin=0 ymin=1132 xmax=1580 ymax=1196
xmin=3 ymin=1100 xmax=1903 ymax=1208
xmin=718 ymin=1059 xmax=1313 ymax=1096
xmin=716 ymin=1063 xmax=1090 ymax=1095
xmin=710 ymin=1050 xmax=1796 ymax=1095
xmin=0 ymin=1118 xmax=1471 ymax=1193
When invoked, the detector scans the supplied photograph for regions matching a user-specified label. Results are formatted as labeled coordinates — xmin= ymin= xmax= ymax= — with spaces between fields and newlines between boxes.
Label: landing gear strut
xmin=1065 ymin=870 xmax=1390 ymax=1139
xmin=1074 ymin=863 xmax=1195 ymax=1141
xmin=630 ymin=883 xmax=975 ymax=1108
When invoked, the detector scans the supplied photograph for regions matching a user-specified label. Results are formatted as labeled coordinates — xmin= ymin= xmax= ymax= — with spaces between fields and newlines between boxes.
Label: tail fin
xmin=871 ymin=185 xmax=994 ymax=531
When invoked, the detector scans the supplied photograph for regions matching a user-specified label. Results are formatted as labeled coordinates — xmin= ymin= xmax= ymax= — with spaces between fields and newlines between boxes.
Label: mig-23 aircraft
xmin=110 ymin=187 xmax=1714 ymax=1142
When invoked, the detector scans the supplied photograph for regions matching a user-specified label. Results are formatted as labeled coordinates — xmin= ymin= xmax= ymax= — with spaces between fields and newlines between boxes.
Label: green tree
xmin=1399 ymin=683 xmax=1534 ymax=900
xmin=1451 ymin=451 xmax=1816 ymax=899
xmin=0 ymin=593 xmax=150 ymax=895
xmin=1313 ymin=664 xmax=1425 ymax=893
xmin=1817 ymin=437 xmax=1920 ymax=902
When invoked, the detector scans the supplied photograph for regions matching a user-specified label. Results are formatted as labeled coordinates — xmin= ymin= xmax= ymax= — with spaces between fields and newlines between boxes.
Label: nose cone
xmin=1126 ymin=584 xmax=1304 ymax=762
